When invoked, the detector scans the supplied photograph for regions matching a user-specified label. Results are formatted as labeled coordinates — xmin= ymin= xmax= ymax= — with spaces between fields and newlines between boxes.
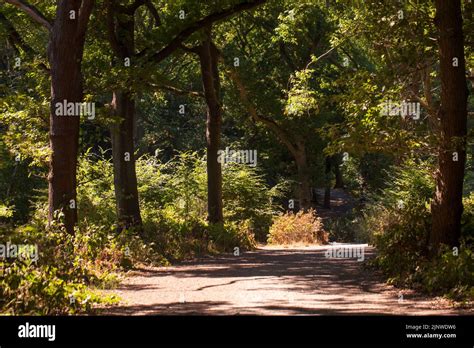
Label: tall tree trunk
xmin=430 ymin=0 xmax=468 ymax=253
xmin=107 ymin=7 xmax=142 ymax=230
xmin=47 ymin=1 xmax=93 ymax=234
xmin=110 ymin=90 xmax=142 ymax=230
xmin=324 ymin=156 xmax=331 ymax=209
xmin=294 ymin=143 xmax=311 ymax=211
xmin=198 ymin=27 xmax=223 ymax=224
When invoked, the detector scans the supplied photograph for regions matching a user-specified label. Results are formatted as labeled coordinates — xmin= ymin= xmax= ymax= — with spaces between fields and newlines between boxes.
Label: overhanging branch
xmin=2 ymin=0 xmax=52 ymax=30
xmin=0 ymin=10 xmax=33 ymax=54
xmin=225 ymin=66 xmax=299 ymax=157
xmin=138 ymin=0 xmax=266 ymax=63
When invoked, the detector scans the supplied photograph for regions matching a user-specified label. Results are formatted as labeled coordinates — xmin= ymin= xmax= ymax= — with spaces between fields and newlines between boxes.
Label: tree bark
xmin=107 ymin=4 xmax=142 ymax=231
xmin=430 ymin=0 xmax=468 ymax=252
xmin=47 ymin=0 xmax=93 ymax=234
xmin=110 ymin=90 xmax=142 ymax=230
xmin=198 ymin=27 xmax=224 ymax=224
xmin=294 ymin=143 xmax=312 ymax=211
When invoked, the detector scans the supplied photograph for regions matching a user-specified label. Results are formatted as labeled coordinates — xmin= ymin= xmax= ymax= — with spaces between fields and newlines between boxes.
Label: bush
xmin=77 ymin=149 xmax=117 ymax=228
xmin=74 ymin=150 xmax=279 ymax=260
xmin=364 ymin=161 xmax=434 ymax=277
xmin=222 ymin=162 xmax=282 ymax=241
xmin=0 ymin=149 xmax=283 ymax=314
xmin=1 ymin=259 xmax=118 ymax=315
xmin=0 ymin=221 xmax=120 ymax=315
xmin=361 ymin=160 xmax=473 ymax=300
xmin=208 ymin=220 xmax=256 ymax=252
xmin=267 ymin=209 xmax=328 ymax=245
xmin=420 ymin=245 xmax=474 ymax=300
xmin=326 ymin=210 xmax=370 ymax=243
xmin=461 ymin=192 xmax=474 ymax=240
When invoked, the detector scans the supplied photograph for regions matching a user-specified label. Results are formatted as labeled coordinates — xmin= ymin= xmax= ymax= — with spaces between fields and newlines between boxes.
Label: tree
xmin=3 ymin=0 xmax=95 ymax=234
xmin=105 ymin=0 xmax=146 ymax=231
xmin=192 ymin=27 xmax=224 ymax=224
xmin=140 ymin=0 xmax=267 ymax=224
xmin=430 ymin=0 xmax=469 ymax=252
xmin=222 ymin=1 xmax=340 ymax=211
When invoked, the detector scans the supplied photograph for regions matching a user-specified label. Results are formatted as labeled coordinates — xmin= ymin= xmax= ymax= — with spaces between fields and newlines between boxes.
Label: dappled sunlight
xmin=102 ymin=247 xmax=470 ymax=315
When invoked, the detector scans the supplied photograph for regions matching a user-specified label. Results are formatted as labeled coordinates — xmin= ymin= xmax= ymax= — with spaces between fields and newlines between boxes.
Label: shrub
xmin=326 ymin=210 xmax=370 ymax=243
xmin=267 ymin=209 xmax=328 ymax=245
xmin=362 ymin=160 xmax=473 ymax=300
xmin=77 ymin=149 xmax=116 ymax=228
xmin=1 ymin=259 xmax=119 ymax=315
xmin=461 ymin=192 xmax=474 ymax=241
xmin=222 ymin=162 xmax=282 ymax=241
xmin=77 ymin=150 xmax=278 ymax=258
xmin=420 ymin=244 xmax=474 ymax=300
xmin=208 ymin=220 xmax=257 ymax=252
xmin=0 ymin=221 xmax=120 ymax=315
xmin=365 ymin=161 xmax=434 ymax=278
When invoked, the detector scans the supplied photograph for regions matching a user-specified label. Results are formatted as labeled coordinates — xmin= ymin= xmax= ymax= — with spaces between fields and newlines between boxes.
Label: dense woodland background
xmin=0 ymin=0 xmax=473 ymax=314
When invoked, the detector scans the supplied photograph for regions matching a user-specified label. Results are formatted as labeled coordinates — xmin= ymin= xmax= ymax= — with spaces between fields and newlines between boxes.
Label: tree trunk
xmin=430 ymin=0 xmax=468 ymax=253
xmin=47 ymin=1 xmax=92 ymax=234
xmin=108 ymin=9 xmax=142 ymax=231
xmin=294 ymin=143 xmax=311 ymax=211
xmin=198 ymin=28 xmax=224 ymax=224
xmin=110 ymin=90 xmax=142 ymax=230
xmin=324 ymin=156 xmax=331 ymax=209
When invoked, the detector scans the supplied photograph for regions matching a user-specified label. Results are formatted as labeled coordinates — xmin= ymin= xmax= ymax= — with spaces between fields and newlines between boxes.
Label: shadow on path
xmin=100 ymin=246 xmax=470 ymax=315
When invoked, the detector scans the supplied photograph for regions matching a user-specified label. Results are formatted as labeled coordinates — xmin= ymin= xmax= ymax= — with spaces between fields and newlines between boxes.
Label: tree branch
xmin=138 ymin=0 xmax=266 ymax=63
xmin=0 ymin=10 xmax=33 ymax=54
xmin=0 ymin=11 xmax=50 ymax=73
xmin=124 ymin=0 xmax=146 ymax=15
xmin=225 ymin=65 xmax=299 ymax=157
xmin=145 ymin=0 xmax=160 ymax=27
xmin=2 ymin=0 xmax=52 ymax=30
xmin=148 ymin=82 xmax=204 ymax=98
xmin=78 ymin=0 xmax=95 ymax=38
xmin=105 ymin=0 xmax=123 ymax=57
xmin=178 ymin=43 xmax=200 ymax=54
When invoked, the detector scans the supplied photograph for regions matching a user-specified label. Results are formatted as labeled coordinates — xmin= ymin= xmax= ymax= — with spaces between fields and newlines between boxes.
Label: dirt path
xmin=101 ymin=245 xmax=471 ymax=315
xmin=314 ymin=188 xmax=355 ymax=222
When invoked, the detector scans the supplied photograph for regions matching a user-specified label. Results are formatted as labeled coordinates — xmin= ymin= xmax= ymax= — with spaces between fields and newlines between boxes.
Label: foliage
xmin=0 ymin=0 xmax=472 ymax=314
xmin=367 ymin=161 xmax=434 ymax=274
xmin=419 ymin=245 xmax=473 ymax=301
xmin=461 ymin=192 xmax=474 ymax=240
xmin=77 ymin=150 xmax=278 ymax=260
xmin=360 ymin=161 xmax=473 ymax=299
xmin=267 ymin=209 xmax=327 ymax=245
xmin=222 ymin=162 xmax=283 ymax=240
xmin=0 ymin=220 xmax=121 ymax=315
xmin=208 ymin=220 xmax=256 ymax=252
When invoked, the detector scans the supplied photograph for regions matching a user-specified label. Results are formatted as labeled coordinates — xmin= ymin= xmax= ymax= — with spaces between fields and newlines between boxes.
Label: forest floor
xmin=99 ymin=188 xmax=471 ymax=315
xmin=100 ymin=245 xmax=472 ymax=315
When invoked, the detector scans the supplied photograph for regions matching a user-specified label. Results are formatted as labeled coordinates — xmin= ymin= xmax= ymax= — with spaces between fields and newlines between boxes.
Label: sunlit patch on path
xmin=101 ymin=245 xmax=470 ymax=315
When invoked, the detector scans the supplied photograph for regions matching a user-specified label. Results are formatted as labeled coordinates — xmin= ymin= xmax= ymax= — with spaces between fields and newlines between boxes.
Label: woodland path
xmin=100 ymin=189 xmax=470 ymax=315
xmin=101 ymin=244 xmax=471 ymax=315
xmin=313 ymin=188 xmax=356 ymax=222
